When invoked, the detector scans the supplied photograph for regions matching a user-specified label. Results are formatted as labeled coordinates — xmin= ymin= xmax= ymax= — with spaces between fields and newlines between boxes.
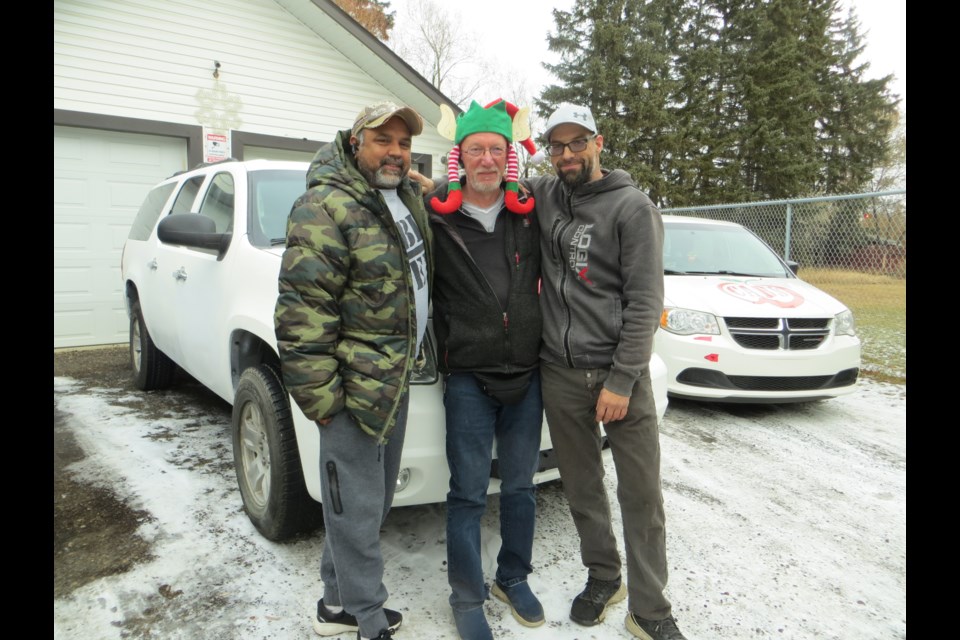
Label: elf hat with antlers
xmin=429 ymin=99 xmax=536 ymax=215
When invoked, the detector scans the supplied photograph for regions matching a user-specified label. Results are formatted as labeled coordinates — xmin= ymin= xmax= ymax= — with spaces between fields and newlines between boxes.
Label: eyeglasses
xmin=462 ymin=146 xmax=506 ymax=158
xmin=546 ymin=135 xmax=597 ymax=157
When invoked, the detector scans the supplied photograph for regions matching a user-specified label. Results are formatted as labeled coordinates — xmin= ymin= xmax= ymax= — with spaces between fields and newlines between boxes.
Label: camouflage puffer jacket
xmin=274 ymin=130 xmax=434 ymax=441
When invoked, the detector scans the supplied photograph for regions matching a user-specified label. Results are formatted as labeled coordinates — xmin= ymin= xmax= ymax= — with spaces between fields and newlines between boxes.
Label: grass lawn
xmin=799 ymin=268 xmax=905 ymax=384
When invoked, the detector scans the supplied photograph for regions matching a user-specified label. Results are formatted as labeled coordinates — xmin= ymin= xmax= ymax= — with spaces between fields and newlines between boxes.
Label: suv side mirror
xmin=785 ymin=260 xmax=799 ymax=275
xmin=157 ymin=213 xmax=232 ymax=257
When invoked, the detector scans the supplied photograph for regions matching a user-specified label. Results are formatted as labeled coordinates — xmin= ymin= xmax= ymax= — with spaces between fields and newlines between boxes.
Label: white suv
xmin=121 ymin=158 xmax=669 ymax=541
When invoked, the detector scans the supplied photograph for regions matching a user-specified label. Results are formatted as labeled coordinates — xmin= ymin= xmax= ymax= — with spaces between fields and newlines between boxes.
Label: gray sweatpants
xmin=540 ymin=360 xmax=672 ymax=621
xmin=318 ymin=396 xmax=408 ymax=638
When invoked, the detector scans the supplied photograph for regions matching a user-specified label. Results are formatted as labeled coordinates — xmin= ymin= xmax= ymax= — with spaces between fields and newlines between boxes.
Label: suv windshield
xmin=247 ymin=170 xmax=307 ymax=247
xmin=663 ymin=222 xmax=791 ymax=277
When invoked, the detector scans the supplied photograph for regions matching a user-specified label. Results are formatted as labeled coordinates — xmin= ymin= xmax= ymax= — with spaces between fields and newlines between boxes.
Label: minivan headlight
xmin=660 ymin=308 xmax=720 ymax=336
xmin=834 ymin=310 xmax=856 ymax=336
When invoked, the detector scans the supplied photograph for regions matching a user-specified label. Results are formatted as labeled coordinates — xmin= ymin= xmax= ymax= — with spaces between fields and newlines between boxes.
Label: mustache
xmin=380 ymin=158 xmax=404 ymax=168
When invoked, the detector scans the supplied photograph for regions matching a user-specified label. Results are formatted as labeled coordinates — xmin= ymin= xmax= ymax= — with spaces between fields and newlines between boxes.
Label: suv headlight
xmin=660 ymin=308 xmax=720 ymax=336
xmin=834 ymin=309 xmax=856 ymax=336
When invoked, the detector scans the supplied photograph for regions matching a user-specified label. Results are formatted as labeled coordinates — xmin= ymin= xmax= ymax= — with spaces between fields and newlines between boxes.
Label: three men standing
xmin=275 ymin=97 xmax=684 ymax=640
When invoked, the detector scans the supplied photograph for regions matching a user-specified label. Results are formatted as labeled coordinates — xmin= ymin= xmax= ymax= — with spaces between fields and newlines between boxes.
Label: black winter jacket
xmin=426 ymin=183 xmax=542 ymax=375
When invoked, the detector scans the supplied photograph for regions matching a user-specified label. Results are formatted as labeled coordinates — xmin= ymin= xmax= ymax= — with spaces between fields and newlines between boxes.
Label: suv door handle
xmin=147 ymin=259 xmax=158 ymax=271
xmin=173 ymin=267 xmax=187 ymax=281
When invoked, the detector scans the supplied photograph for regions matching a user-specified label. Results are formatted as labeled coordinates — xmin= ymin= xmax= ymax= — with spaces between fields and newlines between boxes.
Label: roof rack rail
xmin=171 ymin=157 xmax=240 ymax=178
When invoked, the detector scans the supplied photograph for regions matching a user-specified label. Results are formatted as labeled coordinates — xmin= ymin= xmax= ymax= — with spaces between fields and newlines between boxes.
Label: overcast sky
xmin=390 ymin=0 xmax=906 ymax=111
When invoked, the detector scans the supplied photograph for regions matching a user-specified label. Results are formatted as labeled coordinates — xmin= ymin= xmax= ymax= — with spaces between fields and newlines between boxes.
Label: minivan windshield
xmin=663 ymin=221 xmax=792 ymax=278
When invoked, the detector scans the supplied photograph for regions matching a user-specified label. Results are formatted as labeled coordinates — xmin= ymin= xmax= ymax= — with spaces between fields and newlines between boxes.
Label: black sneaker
xmin=313 ymin=599 xmax=402 ymax=636
xmin=626 ymin=613 xmax=687 ymax=640
xmin=569 ymin=575 xmax=627 ymax=626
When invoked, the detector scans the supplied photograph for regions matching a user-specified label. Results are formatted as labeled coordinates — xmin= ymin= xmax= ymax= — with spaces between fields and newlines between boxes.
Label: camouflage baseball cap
xmin=352 ymin=101 xmax=424 ymax=138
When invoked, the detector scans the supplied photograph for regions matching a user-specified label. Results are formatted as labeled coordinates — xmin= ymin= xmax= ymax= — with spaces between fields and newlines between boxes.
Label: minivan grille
xmin=723 ymin=317 xmax=831 ymax=351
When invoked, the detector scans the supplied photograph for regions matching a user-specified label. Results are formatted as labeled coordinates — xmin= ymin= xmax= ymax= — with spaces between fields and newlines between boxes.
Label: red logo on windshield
xmin=718 ymin=283 xmax=804 ymax=308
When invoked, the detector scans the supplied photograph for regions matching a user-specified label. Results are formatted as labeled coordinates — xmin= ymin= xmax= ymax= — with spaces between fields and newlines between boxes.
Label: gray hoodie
xmin=525 ymin=169 xmax=664 ymax=397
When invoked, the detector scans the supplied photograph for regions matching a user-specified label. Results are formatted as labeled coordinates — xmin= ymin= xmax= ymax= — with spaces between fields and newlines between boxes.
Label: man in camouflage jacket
xmin=275 ymin=101 xmax=433 ymax=640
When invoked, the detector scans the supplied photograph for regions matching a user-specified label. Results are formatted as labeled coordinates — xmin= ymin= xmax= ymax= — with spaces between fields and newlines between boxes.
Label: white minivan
xmin=656 ymin=215 xmax=860 ymax=403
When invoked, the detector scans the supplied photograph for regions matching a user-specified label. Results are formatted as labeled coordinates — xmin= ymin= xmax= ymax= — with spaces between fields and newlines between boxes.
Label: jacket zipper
xmin=554 ymin=192 xmax=576 ymax=367
xmin=437 ymin=209 xmax=518 ymax=367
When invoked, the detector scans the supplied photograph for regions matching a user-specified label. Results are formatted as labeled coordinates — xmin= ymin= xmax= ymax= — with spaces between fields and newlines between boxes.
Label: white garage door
xmin=54 ymin=126 xmax=187 ymax=348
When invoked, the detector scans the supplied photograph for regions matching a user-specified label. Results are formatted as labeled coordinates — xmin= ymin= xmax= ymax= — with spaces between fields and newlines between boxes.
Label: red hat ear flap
xmin=504 ymin=144 xmax=534 ymax=214
xmin=429 ymin=145 xmax=463 ymax=214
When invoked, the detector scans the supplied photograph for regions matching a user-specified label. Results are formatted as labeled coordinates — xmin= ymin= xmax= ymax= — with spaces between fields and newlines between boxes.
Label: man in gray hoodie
xmin=524 ymin=103 xmax=686 ymax=640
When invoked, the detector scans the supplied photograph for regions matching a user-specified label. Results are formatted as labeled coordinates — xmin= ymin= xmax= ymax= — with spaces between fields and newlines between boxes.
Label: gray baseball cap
xmin=543 ymin=103 xmax=597 ymax=140
xmin=352 ymin=101 xmax=424 ymax=138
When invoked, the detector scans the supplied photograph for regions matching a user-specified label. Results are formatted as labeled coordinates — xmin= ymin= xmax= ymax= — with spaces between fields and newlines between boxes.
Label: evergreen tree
xmin=538 ymin=0 xmax=900 ymax=205
xmin=669 ymin=0 xmax=749 ymax=204
xmin=538 ymin=0 xmax=680 ymax=205
xmin=817 ymin=6 xmax=900 ymax=194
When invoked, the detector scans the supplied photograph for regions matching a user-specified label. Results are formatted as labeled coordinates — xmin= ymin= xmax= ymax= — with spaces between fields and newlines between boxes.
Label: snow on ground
xmin=53 ymin=376 xmax=905 ymax=640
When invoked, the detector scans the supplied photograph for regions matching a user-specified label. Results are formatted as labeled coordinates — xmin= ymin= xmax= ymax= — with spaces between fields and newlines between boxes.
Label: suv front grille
xmin=723 ymin=317 xmax=831 ymax=351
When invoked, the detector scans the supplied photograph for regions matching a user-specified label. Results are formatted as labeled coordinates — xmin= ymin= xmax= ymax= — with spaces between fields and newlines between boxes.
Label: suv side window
xmin=198 ymin=172 xmax=235 ymax=234
xmin=128 ymin=182 xmax=176 ymax=241
xmin=170 ymin=176 xmax=205 ymax=214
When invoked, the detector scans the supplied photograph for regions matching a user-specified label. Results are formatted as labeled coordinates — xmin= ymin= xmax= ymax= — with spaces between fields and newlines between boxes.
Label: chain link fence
xmin=662 ymin=190 xmax=906 ymax=382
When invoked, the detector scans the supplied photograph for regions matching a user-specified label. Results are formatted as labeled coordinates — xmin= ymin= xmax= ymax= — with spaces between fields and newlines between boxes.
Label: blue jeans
xmin=444 ymin=370 xmax=544 ymax=612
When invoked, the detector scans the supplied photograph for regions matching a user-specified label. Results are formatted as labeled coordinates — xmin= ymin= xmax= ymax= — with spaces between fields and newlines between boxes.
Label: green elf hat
xmin=431 ymin=99 xmax=535 ymax=215
xmin=454 ymin=100 xmax=513 ymax=143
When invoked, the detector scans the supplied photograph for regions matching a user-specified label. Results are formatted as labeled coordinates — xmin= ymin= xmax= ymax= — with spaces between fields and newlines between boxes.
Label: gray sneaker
xmin=626 ymin=613 xmax=687 ymax=640
xmin=569 ymin=575 xmax=627 ymax=625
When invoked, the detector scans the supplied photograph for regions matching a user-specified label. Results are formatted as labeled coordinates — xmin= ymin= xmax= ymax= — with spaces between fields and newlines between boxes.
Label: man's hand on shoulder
xmin=596 ymin=388 xmax=630 ymax=423
xmin=407 ymin=169 xmax=435 ymax=193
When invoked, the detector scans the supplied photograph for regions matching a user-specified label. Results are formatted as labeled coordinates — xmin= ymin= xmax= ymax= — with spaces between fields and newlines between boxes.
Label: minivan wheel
xmin=231 ymin=363 xmax=321 ymax=541
xmin=129 ymin=300 xmax=175 ymax=390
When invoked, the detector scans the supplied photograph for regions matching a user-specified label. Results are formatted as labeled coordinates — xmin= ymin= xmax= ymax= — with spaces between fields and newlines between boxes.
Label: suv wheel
xmin=130 ymin=300 xmax=175 ymax=390
xmin=231 ymin=363 xmax=322 ymax=541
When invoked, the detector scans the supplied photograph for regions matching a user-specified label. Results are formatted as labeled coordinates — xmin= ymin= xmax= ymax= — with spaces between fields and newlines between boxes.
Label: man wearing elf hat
xmin=424 ymin=99 xmax=544 ymax=640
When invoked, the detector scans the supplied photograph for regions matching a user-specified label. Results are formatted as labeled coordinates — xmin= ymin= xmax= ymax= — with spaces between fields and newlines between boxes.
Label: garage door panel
xmin=55 ymin=301 xmax=128 ymax=348
xmin=55 ymin=260 xmax=124 ymax=298
xmin=54 ymin=222 xmax=91 ymax=250
xmin=108 ymin=222 xmax=132 ymax=251
xmin=54 ymin=177 xmax=87 ymax=207
xmin=54 ymin=134 xmax=84 ymax=162
xmin=108 ymin=140 xmax=174 ymax=167
xmin=54 ymin=126 xmax=186 ymax=348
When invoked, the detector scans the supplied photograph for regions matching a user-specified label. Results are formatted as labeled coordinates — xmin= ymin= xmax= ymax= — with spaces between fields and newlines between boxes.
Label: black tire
xmin=129 ymin=300 xmax=175 ymax=390
xmin=231 ymin=363 xmax=322 ymax=541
